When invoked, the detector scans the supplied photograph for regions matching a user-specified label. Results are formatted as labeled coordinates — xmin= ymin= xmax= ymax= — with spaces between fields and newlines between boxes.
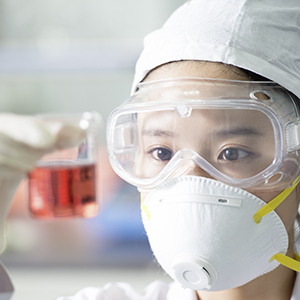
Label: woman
xmin=105 ymin=0 xmax=300 ymax=299
xmin=0 ymin=0 xmax=296 ymax=299
xmin=107 ymin=60 xmax=300 ymax=300
xmin=58 ymin=0 xmax=300 ymax=299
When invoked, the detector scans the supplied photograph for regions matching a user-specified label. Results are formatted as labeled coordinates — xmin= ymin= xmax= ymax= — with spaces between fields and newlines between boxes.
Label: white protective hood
xmin=132 ymin=0 xmax=300 ymax=98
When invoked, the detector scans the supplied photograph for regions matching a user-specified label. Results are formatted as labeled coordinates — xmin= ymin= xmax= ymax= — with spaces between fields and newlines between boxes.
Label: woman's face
xmin=138 ymin=61 xmax=300 ymax=243
xmin=136 ymin=108 xmax=275 ymax=181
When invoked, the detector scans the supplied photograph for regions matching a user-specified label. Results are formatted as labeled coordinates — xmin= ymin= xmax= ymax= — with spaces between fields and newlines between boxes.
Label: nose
xmin=183 ymin=161 xmax=214 ymax=179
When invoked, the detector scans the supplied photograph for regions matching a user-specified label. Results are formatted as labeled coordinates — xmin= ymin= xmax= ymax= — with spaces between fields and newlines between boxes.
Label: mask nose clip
xmin=171 ymin=254 xmax=217 ymax=290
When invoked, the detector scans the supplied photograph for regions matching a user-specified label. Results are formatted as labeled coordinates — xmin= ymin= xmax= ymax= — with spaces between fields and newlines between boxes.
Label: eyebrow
xmin=214 ymin=126 xmax=263 ymax=137
xmin=142 ymin=126 xmax=262 ymax=138
xmin=142 ymin=129 xmax=176 ymax=137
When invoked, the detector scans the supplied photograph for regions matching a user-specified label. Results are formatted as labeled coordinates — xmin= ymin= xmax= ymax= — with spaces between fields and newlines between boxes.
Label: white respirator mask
xmin=141 ymin=175 xmax=300 ymax=291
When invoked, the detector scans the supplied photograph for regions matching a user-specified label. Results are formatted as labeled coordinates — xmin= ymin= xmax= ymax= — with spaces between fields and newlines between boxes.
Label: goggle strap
xmin=253 ymin=174 xmax=300 ymax=224
xmin=270 ymin=253 xmax=300 ymax=272
xmin=286 ymin=119 xmax=300 ymax=151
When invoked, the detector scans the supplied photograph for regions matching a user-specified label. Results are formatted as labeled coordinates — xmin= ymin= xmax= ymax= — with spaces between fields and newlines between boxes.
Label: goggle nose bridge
xmin=172 ymin=148 xmax=213 ymax=175
xmin=176 ymin=148 xmax=200 ymax=160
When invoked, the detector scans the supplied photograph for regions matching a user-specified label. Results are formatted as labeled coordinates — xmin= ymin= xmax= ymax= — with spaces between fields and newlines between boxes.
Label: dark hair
xmin=240 ymin=68 xmax=271 ymax=82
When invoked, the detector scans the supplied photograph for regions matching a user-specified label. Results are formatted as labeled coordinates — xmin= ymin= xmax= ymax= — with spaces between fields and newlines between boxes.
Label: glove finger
xmin=0 ymin=134 xmax=46 ymax=171
xmin=0 ymin=114 xmax=57 ymax=149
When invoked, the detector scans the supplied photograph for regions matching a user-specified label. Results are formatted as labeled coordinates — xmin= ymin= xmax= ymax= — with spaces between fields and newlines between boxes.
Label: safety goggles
xmin=107 ymin=78 xmax=300 ymax=190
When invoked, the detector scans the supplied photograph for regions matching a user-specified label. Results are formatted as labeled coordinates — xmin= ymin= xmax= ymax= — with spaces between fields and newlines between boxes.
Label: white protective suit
xmin=56 ymin=276 xmax=300 ymax=300
xmin=131 ymin=0 xmax=300 ymax=99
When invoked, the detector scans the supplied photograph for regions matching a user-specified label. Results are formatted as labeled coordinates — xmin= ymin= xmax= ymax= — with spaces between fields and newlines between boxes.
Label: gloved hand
xmin=0 ymin=113 xmax=86 ymax=252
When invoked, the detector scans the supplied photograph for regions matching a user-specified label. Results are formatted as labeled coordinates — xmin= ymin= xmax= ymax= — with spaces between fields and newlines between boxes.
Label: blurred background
xmin=0 ymin=0 xmax=187 ymax=299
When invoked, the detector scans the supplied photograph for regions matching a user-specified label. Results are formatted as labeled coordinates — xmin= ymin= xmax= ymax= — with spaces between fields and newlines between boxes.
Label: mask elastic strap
xmin=253 ymin=175 xmax=300 ymax=272
xmin=269 ymin=253 xmax=300 ymax=272
xmin=253 ymin=174 xmax=300 ymax=224
xmin=140 ymin=195 xmax=151 ymax=220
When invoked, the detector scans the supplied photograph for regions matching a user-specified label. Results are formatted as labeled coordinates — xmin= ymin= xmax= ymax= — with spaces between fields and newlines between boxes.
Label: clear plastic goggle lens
xmin=107 ymin=78 xmax=300 ymax=189
xmin=112 ymin=106 xmax=278 ymax=187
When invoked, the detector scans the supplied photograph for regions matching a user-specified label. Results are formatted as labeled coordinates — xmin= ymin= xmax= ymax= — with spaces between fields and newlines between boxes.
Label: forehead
xmin=144 ymin=61 xmax=250 ymax=82
xmin=138 ymin=108 xmax=273 ymax=139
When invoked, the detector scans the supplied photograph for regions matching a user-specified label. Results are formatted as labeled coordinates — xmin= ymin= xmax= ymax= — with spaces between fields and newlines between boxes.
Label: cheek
xmin=277 ymin=191 xmax=300 ymax=234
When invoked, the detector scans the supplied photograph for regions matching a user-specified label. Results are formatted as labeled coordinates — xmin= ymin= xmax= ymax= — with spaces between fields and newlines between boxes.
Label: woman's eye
xmin=218 ymin=148 xmax=250 ymax=161
xmin=149 ymin=148 xmax=173 ymax=161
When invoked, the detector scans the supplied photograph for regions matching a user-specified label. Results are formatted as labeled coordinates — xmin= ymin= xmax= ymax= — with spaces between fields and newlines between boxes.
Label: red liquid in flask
xmin=28 ymin=162 xmax=98 ymax=219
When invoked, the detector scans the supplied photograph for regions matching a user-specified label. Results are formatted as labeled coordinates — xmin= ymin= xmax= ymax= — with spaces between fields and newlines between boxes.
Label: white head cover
xmin=132 ymin=0 xmax=300 ymax=97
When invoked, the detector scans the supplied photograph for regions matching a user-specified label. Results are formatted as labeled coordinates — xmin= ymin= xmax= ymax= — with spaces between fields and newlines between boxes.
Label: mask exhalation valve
xmin=172 ymin=254 xmax=217 ymax=290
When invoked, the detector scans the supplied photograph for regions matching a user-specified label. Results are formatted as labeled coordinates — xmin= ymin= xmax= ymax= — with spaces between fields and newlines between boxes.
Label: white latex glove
xmin=0 ymin=113 xmax=86 ymax=253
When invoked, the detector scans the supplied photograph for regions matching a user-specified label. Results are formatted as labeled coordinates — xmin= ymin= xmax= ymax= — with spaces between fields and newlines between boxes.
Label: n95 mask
xmin=141 ymin=176 xmax=289 ymax=291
